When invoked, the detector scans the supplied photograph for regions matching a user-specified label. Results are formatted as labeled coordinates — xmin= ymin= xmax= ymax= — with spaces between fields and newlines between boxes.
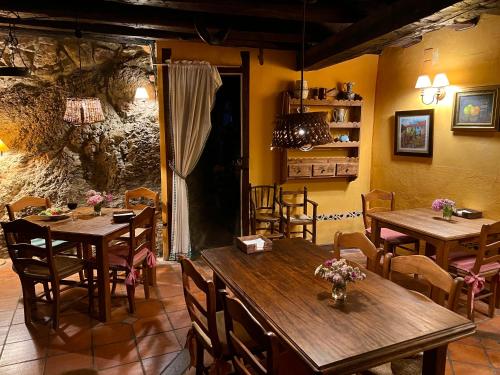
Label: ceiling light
xmin=134 ymin=87 xmax=149 ymax=101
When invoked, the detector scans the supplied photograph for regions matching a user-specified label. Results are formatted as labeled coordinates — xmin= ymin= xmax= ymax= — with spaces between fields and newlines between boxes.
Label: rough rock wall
xmin=0 ymin=36 xmax=161 ymax=257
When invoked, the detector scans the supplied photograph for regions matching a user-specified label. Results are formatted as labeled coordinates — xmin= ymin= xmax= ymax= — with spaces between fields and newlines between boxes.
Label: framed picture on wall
xmin=394 ymin=109 xmax=434 ymax=157
xmin=451 ymin=86 xmax=500 ymax=131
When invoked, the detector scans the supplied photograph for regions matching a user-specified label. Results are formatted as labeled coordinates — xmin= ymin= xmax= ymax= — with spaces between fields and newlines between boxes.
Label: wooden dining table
xmin=202 ymin=238 xmax=475 ymax=375
xmin=27 ymin=207 xmax=135 ymax=322
xmin=367 ymin=208 xmax=496 ymax=270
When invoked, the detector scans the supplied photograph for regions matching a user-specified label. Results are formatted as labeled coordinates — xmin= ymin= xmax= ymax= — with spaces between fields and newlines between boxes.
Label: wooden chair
xmin=361 ymin=190 xmax=419 ymax=254
xmin=447 ymin=221 xmax=500 ymax=320
xmin=249 ymin=183 xmax=282 ymax=239
xmin=222 ymin=293 xmax=310 ymax=375
xmin=91 ymin=206 xmax=156 ymax=314
xmin=333 ymin=231 xmax=384 ymax=275
xmin=6 ymin=196 xmax=85 ymax=281
xmin=1 ymin=219 xmax=91 ymax=329
xmin=278 ymin=186 xmax=318 ymax=244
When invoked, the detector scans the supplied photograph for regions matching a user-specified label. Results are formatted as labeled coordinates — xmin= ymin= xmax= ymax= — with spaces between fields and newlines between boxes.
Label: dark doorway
xmin=187 ymin=74 xmax=243 ymax=257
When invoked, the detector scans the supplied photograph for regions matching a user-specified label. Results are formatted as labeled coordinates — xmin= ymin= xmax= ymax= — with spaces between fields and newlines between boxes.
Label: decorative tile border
xmin=317 ymin=211 xmax=362 ymax=221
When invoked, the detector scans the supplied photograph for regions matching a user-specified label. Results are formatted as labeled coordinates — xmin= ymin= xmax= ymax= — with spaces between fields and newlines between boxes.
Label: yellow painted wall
xmin=156 ymin=40 xmax=379 ymax=245
xmin=371 ymin=14 xmax=500 ymax=219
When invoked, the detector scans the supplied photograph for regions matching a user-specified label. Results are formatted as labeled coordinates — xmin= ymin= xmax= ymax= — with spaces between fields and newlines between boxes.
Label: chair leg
xmin=143 ymin=265 xmax=150 ymax=300
xmin=125 ymin=272 xmax=136 ymax=314
xmin=21 ymin=280 xmax=34 ymax=325
xmin=195 ymin=337 xmax=205 ymax=375
xmin=43 ymin=281 xmax=52 ymax=302
xmin=466 ymin=284 xmax=475 ymax=321
xmin=489 ymin=274 xmax=498 ymax=318
xmin=496 ymin=274 xmax=500 ymax=309
xmin=88 ymin=265 xmax=94 ymax=315
xmin=111 ymin=270 xmax=118 ymax=296
xmin=51 ymin=281 xmax=61 ymax=329
xmin=76 ymin=244 xmax=85 ymax=283
xmin=302 ymin=225 xmax=307 ymax=240
xmin=312 ymin=222 xmax=317 ymax=245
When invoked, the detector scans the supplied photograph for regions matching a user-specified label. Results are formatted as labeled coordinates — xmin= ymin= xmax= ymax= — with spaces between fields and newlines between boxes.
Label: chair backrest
xmin=279 ymin=186 xmax=307 ymax=215
xmin=124 ymin=187 xmax=159 ymax=211
xmin=333 ymin=231 xmax=384 ymax=274
xmin=122 ymin=206 xmax=155 ymax=267
xmin=250 ymin=184 xmax=277 ymax=212
xmin=472 ymin=221 xmax=500 ymax=274
xmin=223 ymin=293 xmax=279 ymax=375
xmin=383 ymin=254 xmax=463 ymax=311
xmin=6 ymin=196 xmax=51 ymax=221
xmin=361 ymin=189 xmax=395 ymax=229
xmin=1 ymin=219 xmax=58 ymax=280
xmin=180 ymin=258 xmax=222 ymax=357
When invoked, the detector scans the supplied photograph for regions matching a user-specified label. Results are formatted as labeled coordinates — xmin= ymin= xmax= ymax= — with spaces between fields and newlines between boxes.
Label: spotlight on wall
xmin=415 ymin=73 xmax=449 ymax=105
xmin=0 ymin=138 xmax=9 ymax=156
xmin=134 ymin=87 xmax=150 ymax=101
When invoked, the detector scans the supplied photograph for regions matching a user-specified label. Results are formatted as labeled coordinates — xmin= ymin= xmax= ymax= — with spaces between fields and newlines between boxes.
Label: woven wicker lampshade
xmin=271 ymin=111 xmax=333 ymax=150
xmin=64 ymin=97 xmax=105 ymax=125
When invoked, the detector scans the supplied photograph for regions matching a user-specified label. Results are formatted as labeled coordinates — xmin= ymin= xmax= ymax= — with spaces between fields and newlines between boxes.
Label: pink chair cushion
xmin=430 ymin=248 xmax=472 ymax=261
xmin=107 ymin=243 xmax=149 ymax=268
xmin=449 ymin=256 xmax=500 ymax=274
xmin=366 ymin=227 xmax=415 ymax=243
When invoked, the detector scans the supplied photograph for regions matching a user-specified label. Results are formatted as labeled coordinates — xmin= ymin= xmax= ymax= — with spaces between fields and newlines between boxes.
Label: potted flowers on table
xmin=314 ymin=258 xmax=366 ymax=302
xmin=432 ymin=198 xmax=455 ymax=221
xmin=86 ymin=190 xmax=113 ymax=216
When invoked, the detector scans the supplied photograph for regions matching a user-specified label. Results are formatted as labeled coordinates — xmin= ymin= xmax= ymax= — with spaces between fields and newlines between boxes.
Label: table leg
xmin=95 ymin=238 xmax=111 ymax=322
xmin=422 ymin=345 xmax=447 ymax=375
xmin=371 ymin=218 xmax=381 ymax=248
xmin=213 ymin=273 xmax=226 ymax=312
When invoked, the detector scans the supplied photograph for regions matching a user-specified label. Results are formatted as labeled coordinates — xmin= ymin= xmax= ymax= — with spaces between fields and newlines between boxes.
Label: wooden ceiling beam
xmin=304 ymin=0 xmax=498 ymax=70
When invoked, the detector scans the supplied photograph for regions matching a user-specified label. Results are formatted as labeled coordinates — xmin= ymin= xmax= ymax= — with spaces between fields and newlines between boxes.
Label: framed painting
xmin=451 ymin=86 xmax=500 ymax=131
xmin=394 ymin=109 xmax=434 ymax=157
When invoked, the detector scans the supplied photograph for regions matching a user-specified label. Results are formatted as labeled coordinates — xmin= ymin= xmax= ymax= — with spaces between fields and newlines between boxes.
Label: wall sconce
xmin=134 ymin=87 xmax=150 ymax=101
xmin=0 ymin=138 xmax=8 ymax=156
xmin=415 ymin=73 xmax=449 ymax=105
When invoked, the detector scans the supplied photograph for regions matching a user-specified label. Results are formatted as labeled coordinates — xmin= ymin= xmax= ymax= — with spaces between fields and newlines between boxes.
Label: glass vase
xmin=442 ymin=205 xmax=453 ymax=221
xmin=93 ymin=204 xmax=102 ymax=216
xmin=331 ymin=283 xmax=347 ymax=302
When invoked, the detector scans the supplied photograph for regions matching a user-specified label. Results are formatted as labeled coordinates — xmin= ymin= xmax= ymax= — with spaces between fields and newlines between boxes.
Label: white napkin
xmin=243 ymin=238 xmax=266 ymax=251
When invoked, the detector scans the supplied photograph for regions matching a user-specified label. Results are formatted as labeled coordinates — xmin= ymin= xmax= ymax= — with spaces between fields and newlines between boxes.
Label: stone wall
xmin=0 ymin=36 xmax=161 ymax=257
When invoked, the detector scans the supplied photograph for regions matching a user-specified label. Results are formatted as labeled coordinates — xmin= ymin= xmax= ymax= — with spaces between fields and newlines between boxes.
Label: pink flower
xmin=432 ymin=198 xmax=455 ymax=211
xmin=324 ymin=259 xmax=333 ymax=267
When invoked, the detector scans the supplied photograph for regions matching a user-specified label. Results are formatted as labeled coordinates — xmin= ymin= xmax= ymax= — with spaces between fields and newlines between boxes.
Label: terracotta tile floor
xmin=0 ymin=260 xmax=498 ymax=374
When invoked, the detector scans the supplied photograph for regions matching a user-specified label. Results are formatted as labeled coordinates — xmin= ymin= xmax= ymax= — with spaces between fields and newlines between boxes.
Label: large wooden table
xmin=28 ymin=208 xmax=132 ymax=322
xmin=202 ymin=238 xmax=475 ymax=375
xmin=368 ymin=208 xmax=495 ymax=270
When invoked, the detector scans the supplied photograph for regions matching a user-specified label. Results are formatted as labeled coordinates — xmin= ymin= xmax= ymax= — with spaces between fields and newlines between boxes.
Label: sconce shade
xmin=64 ymin=97 xmax=105 ymax=125
xmin=271 ymin=112 xmax=333 ymax=149
xmin=0 ymin=138 xmax=8 ymax=154
xmin=432 ymin=73 xmax=450 ymax=88
xmin=415 ymin=75 xmax=432 ymax=89
xmin=134 ymin=87 xmax=149 ymax=100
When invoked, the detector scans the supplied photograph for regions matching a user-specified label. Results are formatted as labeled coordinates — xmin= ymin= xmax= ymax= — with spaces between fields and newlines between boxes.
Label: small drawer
xmin=312 ymin=163 xmax=336 ymax=177
xmin=336 ymin=162 xmax=359 ymax=176
xmin=288 ymin=164 xmax=312 ymax=177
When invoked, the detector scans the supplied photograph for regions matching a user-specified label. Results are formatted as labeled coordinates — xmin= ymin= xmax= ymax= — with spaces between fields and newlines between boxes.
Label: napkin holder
xmin=113 ymin=211 xmax=136 ymax=223
xmin=453 ymin=208 xmax=482 ymax=219
xmin=235 ymin=235 xmax=272 ymax=255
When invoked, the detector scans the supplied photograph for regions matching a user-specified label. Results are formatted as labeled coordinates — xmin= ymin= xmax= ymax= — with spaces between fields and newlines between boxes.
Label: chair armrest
xmin=306 ymin=199 xmax=318 ymax=207
xmin=280 ymin=200 xmax=296 ymax=207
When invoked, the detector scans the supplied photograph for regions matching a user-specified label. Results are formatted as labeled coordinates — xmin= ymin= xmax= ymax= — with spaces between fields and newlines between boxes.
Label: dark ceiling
xmin=0 ymin=0 xmax=498 ymax=69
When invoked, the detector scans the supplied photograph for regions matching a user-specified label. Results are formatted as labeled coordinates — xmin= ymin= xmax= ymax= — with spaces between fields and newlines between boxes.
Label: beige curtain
xmin=169 ymin=60 xmax=222 ymax=259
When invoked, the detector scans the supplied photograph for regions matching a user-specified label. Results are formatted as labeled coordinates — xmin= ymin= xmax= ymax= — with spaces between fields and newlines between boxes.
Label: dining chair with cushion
xmin=333 ymin=231 xmax=384 ymax=275
xmin=278 ymin=186 xmax=318 ymax=244
xmin=1 ymin=219 xmax=91 ymax=329
xmin=249 ymin=183 xmax=283 ymax=240
xmin=222 ymin=293 xmax=310 ymax=375
xmin=90 ymin=206 xmax=156 ymax=314
xmin=361 ymin=189 xmax=419 ymax=254
xmin=6 ymin=196 xmax=85 ymax=282
xmin=447 ymin=221 xmax=500 ymax=321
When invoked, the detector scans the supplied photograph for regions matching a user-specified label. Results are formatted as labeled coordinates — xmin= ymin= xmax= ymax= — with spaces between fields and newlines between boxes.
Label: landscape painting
xmin=394 ymin=109 xmax=434 ymax=157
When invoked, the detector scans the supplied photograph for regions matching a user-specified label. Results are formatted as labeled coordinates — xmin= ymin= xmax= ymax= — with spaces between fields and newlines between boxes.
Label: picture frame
xmin=451 ymin=86 xmax=500 ymax=131
xmin=394 ymin=109 xmax=434 ymax=157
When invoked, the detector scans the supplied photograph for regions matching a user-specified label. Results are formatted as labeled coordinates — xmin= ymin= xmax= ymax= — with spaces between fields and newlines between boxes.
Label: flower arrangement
xmin=315 ymin=258 xmax=366 ymax=285
xmin=432 ymin=198 xmax=455 ymax=220
xmin=86 ymin=190 xmax=113 ymax=215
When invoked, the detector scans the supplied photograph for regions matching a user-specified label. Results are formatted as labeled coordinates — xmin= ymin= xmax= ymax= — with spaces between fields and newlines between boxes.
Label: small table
xmin=367 ymin=208 xmax=495 ymax=270
xmin=202 ymin=238 xmax=475 ymax=374
xmin=27 ymin=207 xmax=133 ymax=322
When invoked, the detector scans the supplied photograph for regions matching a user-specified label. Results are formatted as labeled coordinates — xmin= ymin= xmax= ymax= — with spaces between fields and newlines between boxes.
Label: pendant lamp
xmin=271 ymin=1 xmax=332 ymax=151
xmin=0 ymin=21 xmax=30 ymax=77
xmin=64 ymin=27 xmax=104 ymax=125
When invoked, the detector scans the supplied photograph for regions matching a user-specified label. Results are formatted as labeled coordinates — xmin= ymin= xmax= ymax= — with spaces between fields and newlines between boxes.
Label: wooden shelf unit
xmin=280 ymin=92 xmax=362 ymax=183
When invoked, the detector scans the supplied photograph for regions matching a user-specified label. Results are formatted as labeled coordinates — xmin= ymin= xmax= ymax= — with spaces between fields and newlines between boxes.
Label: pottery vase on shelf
xmin=343 ymin=82 xmax=355 ymax=100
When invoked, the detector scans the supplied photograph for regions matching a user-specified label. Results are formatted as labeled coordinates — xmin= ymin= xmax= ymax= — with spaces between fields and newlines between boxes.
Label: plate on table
xmin=36 ymin=214 xmax=70 ymax=221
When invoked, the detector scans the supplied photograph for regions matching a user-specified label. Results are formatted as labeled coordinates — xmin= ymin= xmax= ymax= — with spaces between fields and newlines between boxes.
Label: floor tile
xmin=452 ymin=361 xmax=495 ymax=375
xmin=0 ymin=358 xmax=45 ymax=375
xmin=142 ymin=352 xmax=179 ymax=374
xmin=174 ymin=327 xmax=190 ymax=348
xmin=0 ymin=310 xmax=14 ymax=327
xmin=45 ymin=350 xmax=94 ymax=374
xmin=161 ymin=295 xmax=186 ymax=313
xmin=93 ymin=340 xmax=140 ymax=370
xmin=0 ymin=338 xmax=47 ymax=366
xmin=137 ymin=331 xmax=181 ymax=359
xmin=448 ymin=342 xmax=490 ymax=366
xmin=47 ymin=328 xmax=92 ymax=356
xmin=134 ymin=300 xmax=165 ymax=319
xmin=167 ymin=310 xmax=190 ymax=330
xmin=5 ymin=322 xmax=50 ymax=344
xmin=92 ymin=322 xmax=134 ymax=347
xmin=133 ymin=313 xmax=173 ymax=338
xmin=487 ymin=349 xmax=500 ymax=368
xmin=98 ymin=361 xmax=144 ymax=374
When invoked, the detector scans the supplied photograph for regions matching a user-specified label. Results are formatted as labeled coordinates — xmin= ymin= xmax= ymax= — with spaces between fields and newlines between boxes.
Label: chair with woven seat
xmin=222 ymin=293 xmax=310 ymax=375
xmin=278 ymin=186 xmax=318 ymax=244
xmin=448 ymin=221 xmax=500 ymax=321
xmin=333 ymin=231 xmax=385 ymax=275
xmin=249 ymin=183 xmax=283 ymax=240
xmin=361 ymin=190 xmax=419 ymax=254
xmin=91 ymin=206 xmax=156 ymax=314
xmin=1 ymin=219 xmax=91 ymax=329
xmin=121 ymin=187 xmax=160 ymax=240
